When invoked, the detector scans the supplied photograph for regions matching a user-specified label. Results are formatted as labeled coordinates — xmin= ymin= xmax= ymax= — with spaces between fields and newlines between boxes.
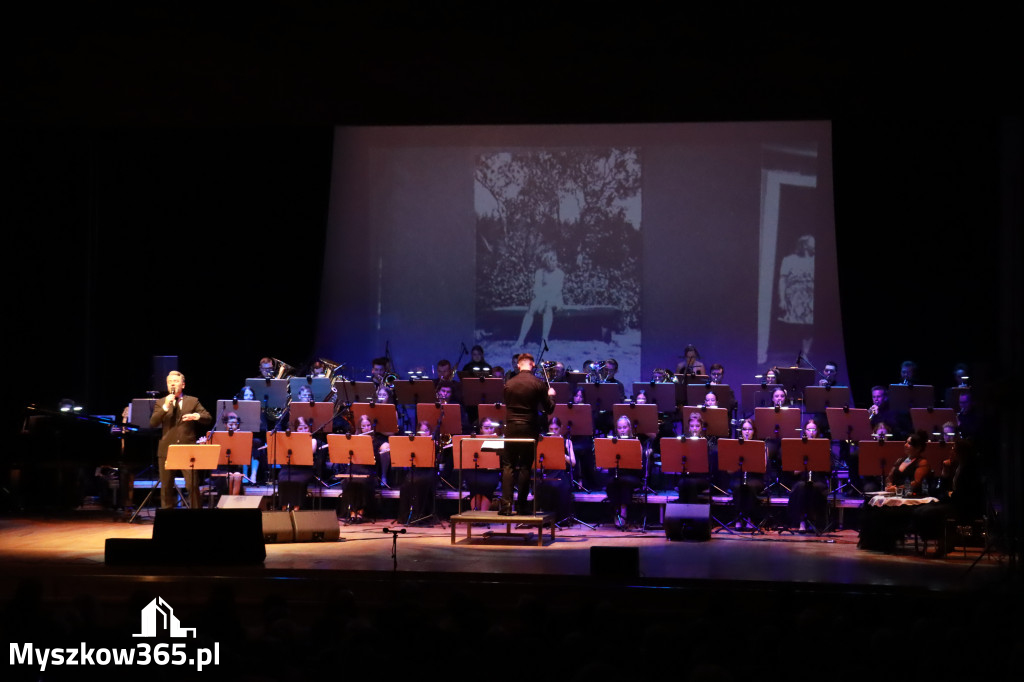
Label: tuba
xmin=271 ymin=357 xmax=296 ymax=380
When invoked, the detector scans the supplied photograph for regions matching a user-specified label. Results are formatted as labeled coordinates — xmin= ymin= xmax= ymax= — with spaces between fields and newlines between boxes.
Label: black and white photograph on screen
xmin=473 ymin=148 xmax=642 ymax=382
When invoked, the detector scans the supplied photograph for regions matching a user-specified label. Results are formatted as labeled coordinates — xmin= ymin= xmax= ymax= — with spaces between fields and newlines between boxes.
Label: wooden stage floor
xmin=2 ymin=510 xmax=1018 ymax=682
xmin=0 ymin=509 xmax=1008 ymax=591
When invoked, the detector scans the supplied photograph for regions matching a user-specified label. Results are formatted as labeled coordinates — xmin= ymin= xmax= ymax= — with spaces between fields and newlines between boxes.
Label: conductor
xmin=150 ymin=370 xmax=212 ymax=508
xmin=500 ymin=352 xmax=556 ymax=516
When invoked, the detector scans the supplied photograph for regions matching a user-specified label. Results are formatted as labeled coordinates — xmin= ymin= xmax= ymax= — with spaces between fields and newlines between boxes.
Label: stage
xmin=1 ymin=510 xmax=1017 ymax=681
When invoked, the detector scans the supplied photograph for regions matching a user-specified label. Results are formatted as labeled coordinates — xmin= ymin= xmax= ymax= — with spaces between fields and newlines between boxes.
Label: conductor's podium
xmin=448 ymin=510 xmax=557 ymax=546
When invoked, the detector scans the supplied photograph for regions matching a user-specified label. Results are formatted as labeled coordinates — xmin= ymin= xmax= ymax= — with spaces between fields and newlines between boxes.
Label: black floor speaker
xmin=590 ymin=546 xmax=639 ymax=578
xmin=292 ymin=510 xmax=340 ymax=542
xmin=150 ymin=508 xmax=266 ymax=564
xmin=261 ymin=510 xmax=295 ymax=543
xmin=664 ymin=503 xmax=711 ymax=541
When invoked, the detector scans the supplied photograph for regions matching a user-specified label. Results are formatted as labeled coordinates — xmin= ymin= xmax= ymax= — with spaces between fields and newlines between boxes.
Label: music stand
xmin=551 ymin=403 xmax=594 ymax=436
xmin=945 ymin=386 xmax=970 ymax=409
xmin=246 ymin=378 xmax=289 ymax=412
xmin=345 ymin=381 xmax=380 ymax=403
xmin=660 ymin=437 xmax=709 ymax=478
xmin=214 ymin=400 xmax=261 ymax=434
xmin=460 ymin=377 xmax=505 ymax=406
xmin=579 ymin=384 xmax=625 ymax=411
xmin=857 ymin=439 xmax=902 ymax=491
xmin=780 ymin=437 xmax=832 ymax=533
xmin=266 ymin=431 xmax=313 ymax=509
xmin=477 ymin=404 xmax=507 ymax=427
xmin=922 ymin=441 xmax=952 ymax=479
xmin=594 ymin=437 xmax=643 ymax=471
xmin=351 ymin=403 xmax=399 ymax=434
xmin=740 ymin=383 xmax=782 ymax=416
xmin=326 ymin=433 xmax=378 ymax=521
xmin=825 ymin=407 xmax=872 ymax=497
xmin=717 ymin=438 xmax=767 ymax=533
xmin=754 ymin=406 xmax=801 ymax=495
xmin=802 ymin=386 xmax=851 ymax=413
xmin=125 ymin=398 xmax=161 ymax=521
xmin=564 ymin=371 xmax=587 ymax=390
xmin=288 ymin=376 xmax=332 ymax=402
xmin=708 ymin=384 xmax=739 ymax=410
xmin=911 ymin=407 xmax=957 ymax=440
xmin=166 ymin=444 xmax=222 ymax=509
xmin=453 ymin=435 xmax=502 ymax=512
xmin=393 ymin=379 xmax=438 ymax=405
xmin=774 ymin=367 xmax=815 ymax=402
xmin=887 ymin=384 xmax=935 ymax=412
xmin=782 ymin=436 xmax=831 ymax=483
xmin=209 ymin=430 xmax=254 ymax=494
xmin=290 ymin=401 xmax=336 ymax=434
xmin=825 ymin=407 xmax=873 ymax=443
xmin=661 ymin=435 xmax=725 ymax=501
xmin=416 ymin=403 xmax=463 ymax=434
xmin=632 ymin=382 xmax=681 ymax=413
xmin=753 ymin=406 xmax=803 ymax=440
xmin=547 ymin=382 xmax=572 ymax=404
xmin=594 ymin=437 xmax=643 ymax=529
xmin=209 ymin=431 xmax=253 ymax=468
xmin=389 ymin=435 xmax=441 ymax=526
xmin=681 ymin=406 xmax=730 ymax=437
xmin=611 ymin=403 xmax=660 ymax=437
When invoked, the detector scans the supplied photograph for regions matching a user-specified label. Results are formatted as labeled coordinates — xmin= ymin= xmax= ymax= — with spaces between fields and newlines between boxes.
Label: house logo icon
xmin=133 ymin=597 xmax=197 ymax=638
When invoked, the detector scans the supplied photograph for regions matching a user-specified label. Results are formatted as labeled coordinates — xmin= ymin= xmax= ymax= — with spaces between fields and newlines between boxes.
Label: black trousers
xmin=502 ymin=423 xmax=536 ymax=513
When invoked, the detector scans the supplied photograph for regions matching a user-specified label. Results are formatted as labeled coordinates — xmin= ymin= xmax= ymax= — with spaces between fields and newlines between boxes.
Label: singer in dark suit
xmin=150 ymin=370 xmax=212 ymax=508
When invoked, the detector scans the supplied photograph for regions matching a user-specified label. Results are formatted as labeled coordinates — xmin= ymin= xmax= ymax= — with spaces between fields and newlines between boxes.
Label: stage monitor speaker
xmin=218 ymin=494 xmax=266 ymax=509
xmin=262 ymin=511 xmax=295 ymax=543
xmin=590 ymin=546 xmax=639 ymax=578
xmin=291 ymin=510 xmax=341 ymax=542
xmin=664 ymin=503 xmax=711 ymax=541
xmin=151 ymin=508 xmax=266 ymax=564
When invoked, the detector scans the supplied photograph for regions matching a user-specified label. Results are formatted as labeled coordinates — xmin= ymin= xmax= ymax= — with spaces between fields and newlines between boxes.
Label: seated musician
xmin=217 ymin=411 xmax=263 ymax=495
xmin=536 ymin=416 xmax=577 ymax=521
xmin=675 ymin=344 xmax=707 ymax=377
xmin=708 ymin=363 xmax=725 ymax=385
xmin=604 ymin=415 xmax=644 ymax=529
xmin=463 ymin=417 xmax=502 ymax=512
xmin=298 ymin=384 xmax=315 ymax=403
xmin=786 ymin=418 xmax=829 ymax=532
xmin=732 ymin=418 xmax=766 ymax=526
xmin=885 ymin=430 xmax=932 ymax=497
xmin=461 ymin=345 xmax=492 ymax=375
xmin=275 ymin=416 xmax=317 ymax=510
xmin=338 ymin=414 xmax=387 ymax=522
xmin=676 ymin=410 xmax=713 ymax=503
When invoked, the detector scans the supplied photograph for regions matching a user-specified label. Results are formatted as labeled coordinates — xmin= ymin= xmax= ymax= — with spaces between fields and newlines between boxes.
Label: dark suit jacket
xmin=150 ymin=395 xmax=213 ymax=458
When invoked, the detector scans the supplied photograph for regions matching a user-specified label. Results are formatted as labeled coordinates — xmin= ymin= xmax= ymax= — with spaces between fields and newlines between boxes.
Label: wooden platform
xmin=449 ymin=510 xmax=556 ymax=546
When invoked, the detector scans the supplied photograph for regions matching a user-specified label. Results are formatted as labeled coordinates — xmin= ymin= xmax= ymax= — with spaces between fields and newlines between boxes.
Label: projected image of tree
xmin=474 ymin=148 xmax=642 ymax=379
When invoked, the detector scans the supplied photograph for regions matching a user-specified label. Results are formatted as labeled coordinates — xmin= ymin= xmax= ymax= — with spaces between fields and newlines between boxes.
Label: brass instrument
xmin=271 ymin=357 xmax=296 ymax=380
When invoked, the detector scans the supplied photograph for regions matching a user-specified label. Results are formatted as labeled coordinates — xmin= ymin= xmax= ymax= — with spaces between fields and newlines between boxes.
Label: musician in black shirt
xmin=500 ymin=353 xmax=556 ymax=515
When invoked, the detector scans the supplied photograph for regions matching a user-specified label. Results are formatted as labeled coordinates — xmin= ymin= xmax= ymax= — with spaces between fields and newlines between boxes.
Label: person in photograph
xmin=515 ymin=249 xmax=565 ymax=347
